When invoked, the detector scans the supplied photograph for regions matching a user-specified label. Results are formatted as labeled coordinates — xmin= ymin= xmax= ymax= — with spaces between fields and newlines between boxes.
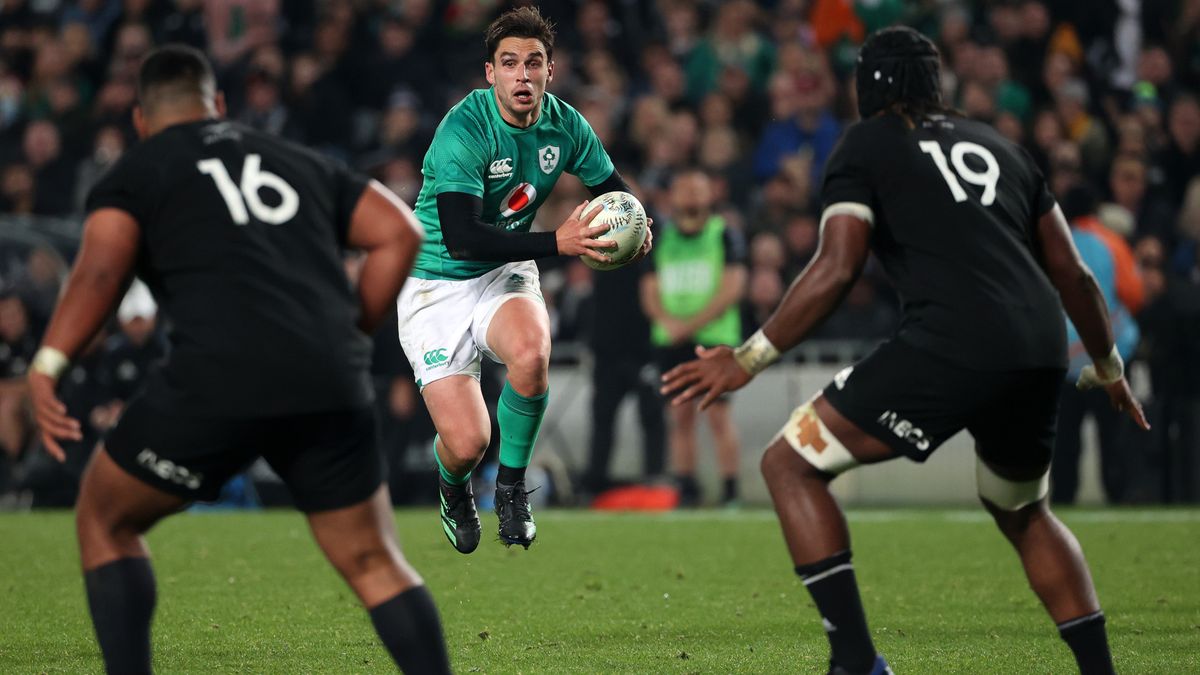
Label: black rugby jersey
xmin=821 ymin=113 xmax=1067 ymax=371
xmin=86 ymin=119 xmax=372 ymax=416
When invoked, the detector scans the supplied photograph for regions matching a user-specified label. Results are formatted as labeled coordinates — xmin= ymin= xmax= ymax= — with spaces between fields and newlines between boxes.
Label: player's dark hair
xmin=136 ymin=44 xmax=216 ymax=111
xmin=484 ymin=6 xmax=555 ymax=63
xmin=856 ymin=26 xmax=954 ymax=121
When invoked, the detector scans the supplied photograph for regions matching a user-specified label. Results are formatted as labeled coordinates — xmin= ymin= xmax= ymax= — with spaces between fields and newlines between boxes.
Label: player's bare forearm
xmin=1036 ymin=205 xmax=1115 ymax=361
xmin=1054 ymin=266 xmax=1115 ymax=361
xmin=41 ymin=209 xmax=140 ymax=358
xmin=683 ymin=267 xmax=746 ymax=334
xmin=349 ymin=182 xmax=424 ymax=333
xmin=759 ymin=215 xmax=871 ymax=350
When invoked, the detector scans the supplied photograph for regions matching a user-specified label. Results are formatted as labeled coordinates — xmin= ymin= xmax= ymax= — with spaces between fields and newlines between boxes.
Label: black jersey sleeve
xmin=584 ymin=169 xmax=631 ymax=198
xmin=820 ymin=124 xmax=878 ymax=217
xmin=333 ymin=165 xmax=371 ymax=248
xmin=722 ymin=225 xmax=747 ymax=266
xmin=85 ymin=150 xmax=160 ymax=224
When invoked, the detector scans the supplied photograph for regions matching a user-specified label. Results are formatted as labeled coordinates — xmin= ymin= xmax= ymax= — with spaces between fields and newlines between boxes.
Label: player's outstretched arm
xmin=661 ymin=214 xmax=870 ymax=409
xmin=29 ymin=208 xmax=140 ymax=460
xmin=1036 ymin=204 xmax=1150 ymax=429
xmin=348 ymin=181 xmax=424 ymax=334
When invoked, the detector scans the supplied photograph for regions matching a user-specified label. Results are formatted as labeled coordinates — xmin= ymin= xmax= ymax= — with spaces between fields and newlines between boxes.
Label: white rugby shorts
xmin=396 ymin=260 xmax=543 ymax=389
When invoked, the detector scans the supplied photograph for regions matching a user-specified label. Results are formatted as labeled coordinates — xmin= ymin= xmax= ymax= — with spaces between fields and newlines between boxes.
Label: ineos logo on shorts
xmin=137 ymin=449 xmax=203 ymax=490
xmin=877 ymin=411 xmax=931 ymax=451
xmin=423 ymin=348 xmax=449 ymax=367
xmin=488 ymin=158 xmax=514 ymax=180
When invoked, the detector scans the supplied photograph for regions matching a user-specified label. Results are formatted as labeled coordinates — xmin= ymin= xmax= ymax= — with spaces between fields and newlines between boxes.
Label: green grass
xmin=2 ymin=509 xmax=1197 ymax=673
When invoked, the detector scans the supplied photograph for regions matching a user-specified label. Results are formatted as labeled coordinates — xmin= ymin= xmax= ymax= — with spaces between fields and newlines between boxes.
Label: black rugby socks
xmin=84 ymin=557 xmax=157 ymax=675
xmin=1058 ymin=611 xmax=1116 ymax=675
xmin=368 ymin=585 xmax=452 ymax=674
xmin=795 ymin=550 xmax=877 ymax=674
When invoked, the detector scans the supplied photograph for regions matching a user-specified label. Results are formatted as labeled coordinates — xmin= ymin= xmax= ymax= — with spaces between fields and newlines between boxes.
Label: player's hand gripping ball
xmin=581 ymin=191 xmax=649 ymax=271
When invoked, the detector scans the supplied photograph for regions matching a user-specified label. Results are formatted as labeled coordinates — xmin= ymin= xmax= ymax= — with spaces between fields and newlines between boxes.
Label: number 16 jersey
xmin=86 ymin=119 xmax=373 ymax=417
xmin=821 ymin=113 xmax=1066 ymax=372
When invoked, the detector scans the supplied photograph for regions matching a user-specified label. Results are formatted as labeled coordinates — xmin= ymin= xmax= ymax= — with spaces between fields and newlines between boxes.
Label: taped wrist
xmin=31 ymin=347 xmax=70 ymax=381
xmin=1093 ymin=345 xmax=1124 ymax=384
xmin=733 ymin=329 xmax=780 ymax=376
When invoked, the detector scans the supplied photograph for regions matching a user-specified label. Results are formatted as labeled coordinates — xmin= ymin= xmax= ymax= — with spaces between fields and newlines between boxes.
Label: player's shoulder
xmin=830 ymin=114 xmax=906 ymax=159
xmin=437 ymin=89 xmax=492 ymax=134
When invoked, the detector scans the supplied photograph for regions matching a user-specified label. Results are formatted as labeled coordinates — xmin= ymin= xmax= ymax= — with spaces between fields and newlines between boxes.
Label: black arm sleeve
xmin=584 ymin=169 xmax=632 ymax=198
xmin=437 ymin=192 xmax=559 ymax=262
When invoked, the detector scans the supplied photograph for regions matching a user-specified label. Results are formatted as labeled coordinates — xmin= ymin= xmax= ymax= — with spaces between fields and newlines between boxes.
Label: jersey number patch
xmin=918 ymin=141 xmax=1000 ymax=206
xmin=197 ymin=154 xmax=299 ymax=226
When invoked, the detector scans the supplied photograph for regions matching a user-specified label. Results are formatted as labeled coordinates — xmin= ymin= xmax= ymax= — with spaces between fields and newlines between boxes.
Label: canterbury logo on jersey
xmin=488 ymin=158 xmax=514 ymax=179
xmin=423 ymin=348 xmax=449 ymax=367
xmin=500 ymin=183 xmax=537 ymax=218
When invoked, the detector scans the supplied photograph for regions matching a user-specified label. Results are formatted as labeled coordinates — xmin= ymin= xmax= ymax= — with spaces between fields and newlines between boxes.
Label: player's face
xmin=486 ymin=37 xmax=553 ymax=126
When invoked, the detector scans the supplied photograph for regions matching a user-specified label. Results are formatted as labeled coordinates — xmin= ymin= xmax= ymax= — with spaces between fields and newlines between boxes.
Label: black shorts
xmin=104 ymin=398 xmax=384 ymax=512
xmin=821 ymin=339 xmax=1065 ymax=468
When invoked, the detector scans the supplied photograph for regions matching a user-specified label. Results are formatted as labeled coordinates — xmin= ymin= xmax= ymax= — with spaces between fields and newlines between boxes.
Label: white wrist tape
xmin=31 ymin=347 xmax=70 ymax=381
xmin=733 ymin=329 xmax=780 ymax=376
xmin=1076 ymin=344 xmax=1124 ymax=390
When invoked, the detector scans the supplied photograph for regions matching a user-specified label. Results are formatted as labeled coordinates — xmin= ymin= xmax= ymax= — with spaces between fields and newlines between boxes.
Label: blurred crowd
xmin=1 ymin=0 xmax=1199 ymax=506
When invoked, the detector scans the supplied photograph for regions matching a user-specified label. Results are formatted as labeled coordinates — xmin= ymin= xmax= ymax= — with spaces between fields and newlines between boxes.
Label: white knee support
xmin=976 ymin=459 xmax=1049 ymax=510
xmin=778 ymin=400 xmax=859 ymax=475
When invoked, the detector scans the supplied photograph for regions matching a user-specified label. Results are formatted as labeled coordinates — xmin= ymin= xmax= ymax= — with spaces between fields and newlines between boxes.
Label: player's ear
xmin=484 ymin=60 xmax=495 ymax=86
xmin=132 ymin=105 xmax=149 ymax=140
xmin=546 ymin=59 xmax=554 ymax=84
xmin=213 ymin=90 xmax=228 ymax=118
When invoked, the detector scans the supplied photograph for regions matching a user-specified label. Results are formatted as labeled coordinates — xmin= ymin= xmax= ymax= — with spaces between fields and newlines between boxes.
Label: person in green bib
xmin=640 ymin=169 xmax=747 ymax=506
xmin=397 ymin=7 xmax=651 ymax=553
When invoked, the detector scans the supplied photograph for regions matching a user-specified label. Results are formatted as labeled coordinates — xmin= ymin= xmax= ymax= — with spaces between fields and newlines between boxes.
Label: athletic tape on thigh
xmin=778 ymin=400 xmax=859 ymax=474
xmin=975 ymin=458 xmax=1049 ymax=510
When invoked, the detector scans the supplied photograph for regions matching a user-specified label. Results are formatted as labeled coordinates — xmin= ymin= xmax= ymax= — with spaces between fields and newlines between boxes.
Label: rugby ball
xmin=580 ymin=191 xmax=649 ymax=271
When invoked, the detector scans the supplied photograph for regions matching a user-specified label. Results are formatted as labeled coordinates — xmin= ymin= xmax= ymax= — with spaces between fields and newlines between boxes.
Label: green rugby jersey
xmin=413 ymin=88 xmax=615 ymax=279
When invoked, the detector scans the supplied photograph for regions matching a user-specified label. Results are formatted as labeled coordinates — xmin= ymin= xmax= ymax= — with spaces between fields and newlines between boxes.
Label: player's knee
xmin=760 ymin=442 xmax=801 ymax=483
xmin=506 ymin=339 xmax=550 ymax=381
xmin=441 ymin=428 xmax=490 ymax=464
xmin=332 ymin=541 xmax=398 ymax=581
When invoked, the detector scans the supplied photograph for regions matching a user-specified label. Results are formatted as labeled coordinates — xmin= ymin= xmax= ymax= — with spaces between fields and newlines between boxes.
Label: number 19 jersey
xmin=821 ymin=113 xmax=1066 ymax=371
xmin=86 ymin=119 xmax=373 ymax=417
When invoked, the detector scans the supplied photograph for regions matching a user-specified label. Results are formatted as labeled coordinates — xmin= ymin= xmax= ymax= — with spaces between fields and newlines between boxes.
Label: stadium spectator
xmin=22 ymin=120 xmax=76 ymax=217
xmin=641 ymin=169 xmax=747 ymax=506
xmin=0 ymin=291 xmax=34 ymax=465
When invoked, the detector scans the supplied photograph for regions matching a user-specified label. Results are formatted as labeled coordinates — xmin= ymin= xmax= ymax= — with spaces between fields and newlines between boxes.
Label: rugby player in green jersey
xmin=398 ymin=7 xmax=651 ymax=553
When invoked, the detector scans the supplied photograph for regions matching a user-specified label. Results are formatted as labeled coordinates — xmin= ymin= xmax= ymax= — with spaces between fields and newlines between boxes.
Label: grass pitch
xmin=2 ymin=508 xmax=1197 ymax=673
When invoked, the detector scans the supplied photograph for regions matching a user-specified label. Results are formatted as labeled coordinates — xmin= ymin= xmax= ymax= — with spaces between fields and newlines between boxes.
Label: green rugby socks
xmin=497 ymin=382 xmax=549 ymax=484
xmin=434 ymin=436 xmax=471 ymax=486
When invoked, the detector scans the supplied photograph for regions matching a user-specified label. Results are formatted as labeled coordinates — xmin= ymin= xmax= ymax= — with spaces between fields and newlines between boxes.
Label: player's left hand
xmin=660 ymin=345 xmax=752 ymax=410
xmin=1102 ymin=377 xmax=1151 ymax=431
xmin=27 ymin=371 xmax=82 ymax=462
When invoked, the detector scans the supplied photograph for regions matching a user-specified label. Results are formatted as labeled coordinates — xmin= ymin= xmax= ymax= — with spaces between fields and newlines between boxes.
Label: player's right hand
xmin=27 ymin=371 xmax=82 ymax=462
xmin=1101 ymin=377 xmax=1151 ymax=431
xmin=556 ymin=200 xmax=617 ymax=263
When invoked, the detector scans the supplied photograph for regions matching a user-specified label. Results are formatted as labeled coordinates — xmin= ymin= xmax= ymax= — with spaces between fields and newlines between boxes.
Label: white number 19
xmin=197 ymin=154 xmax=299 ymax=226
xmin=919 ymin=140 xmax=1000 ymax=206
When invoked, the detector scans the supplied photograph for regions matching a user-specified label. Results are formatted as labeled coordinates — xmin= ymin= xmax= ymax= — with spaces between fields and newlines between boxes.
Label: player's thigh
xmin=422 ymin=374 xmax=491 ymax=455
xmin=819 ymin=339 xmax=985 ymax=464
xmin=262 ymin=406 xmax=385 ymax=514
xmin=102 ymin=396 xmax=259 ymax=505
xmin=76 ymin=446 xmax=188 ymax=569
xmin=968 ymin=368 xmax=1064 ymax=510
xmin=396 ymin=274 xmax=483 ymax=389
xmin=475 ymin=261 xmax=549 ymax=367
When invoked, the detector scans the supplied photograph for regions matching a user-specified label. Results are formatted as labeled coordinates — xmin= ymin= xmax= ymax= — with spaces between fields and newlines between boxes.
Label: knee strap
xmin=778 ymin=400 xmax=859 ymax=475
xmin=976 ymin=458 xmax=1049 ymax=510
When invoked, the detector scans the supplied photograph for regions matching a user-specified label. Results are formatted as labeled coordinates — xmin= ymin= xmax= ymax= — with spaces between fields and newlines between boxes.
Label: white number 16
xmin=919 ymin=140 xmax=1000 ymax=206
xmin=197 ymin=154 xmax=299 ymax=225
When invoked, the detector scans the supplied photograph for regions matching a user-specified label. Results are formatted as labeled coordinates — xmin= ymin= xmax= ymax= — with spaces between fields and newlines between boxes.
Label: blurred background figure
xmin=1053 ymin=187 xmax=1145 ymax=505
xmin=641 ymin=169 xmax=747 ymax=507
